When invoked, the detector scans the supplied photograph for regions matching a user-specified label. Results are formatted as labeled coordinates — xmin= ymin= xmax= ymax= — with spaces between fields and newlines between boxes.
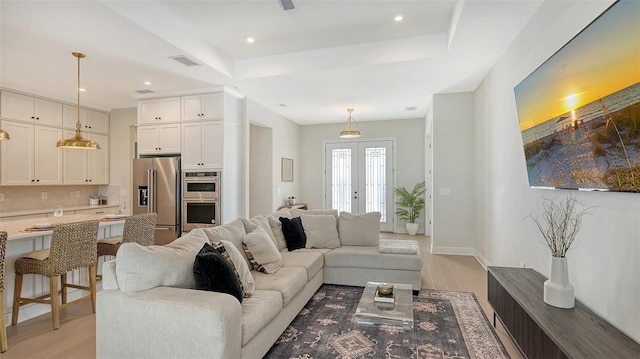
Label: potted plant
xmin=528 ymin=194 xmax=594 ymax=308
xmin=394 ymin=181 xmax=426 ymax=235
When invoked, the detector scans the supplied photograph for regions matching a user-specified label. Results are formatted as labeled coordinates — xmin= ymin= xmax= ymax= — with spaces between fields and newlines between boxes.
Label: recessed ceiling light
xmin=246 ymin=37 xmax=255 ymax=43
xmin=79 ymin=88 xmax=86 ymax=92
xmin=144 ymin=81 xmax=152 ymax=86
xmin=394 ymin=14 xmax=404 ymax=22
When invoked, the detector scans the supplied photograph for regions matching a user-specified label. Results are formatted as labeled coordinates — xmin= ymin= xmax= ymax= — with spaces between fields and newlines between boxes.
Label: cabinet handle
xmin=95 ymin=211 xmax=105 ymax=214
xmin=31 ymin=116 xmax=35 ymax=120
xmin=31 ymin=179 xmax=35 ymax=182
xmin=36 ymin=117 xmax=40 ymax=120
xmin=36 ymin=179 xmax=40 ymax=182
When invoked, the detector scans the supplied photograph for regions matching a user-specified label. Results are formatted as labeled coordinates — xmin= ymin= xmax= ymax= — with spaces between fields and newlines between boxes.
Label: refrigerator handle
xmin=148 ymin=169 xmax=156 ymax=214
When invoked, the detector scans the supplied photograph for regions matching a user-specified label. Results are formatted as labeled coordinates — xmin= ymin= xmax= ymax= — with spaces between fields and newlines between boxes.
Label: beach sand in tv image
xmin=514 ymin=0 xmax=640 ymax=192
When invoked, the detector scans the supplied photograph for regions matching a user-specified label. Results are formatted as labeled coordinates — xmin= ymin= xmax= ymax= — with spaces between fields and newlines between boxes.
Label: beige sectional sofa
xmin=96 ymin=209 xmax=422 ymax=359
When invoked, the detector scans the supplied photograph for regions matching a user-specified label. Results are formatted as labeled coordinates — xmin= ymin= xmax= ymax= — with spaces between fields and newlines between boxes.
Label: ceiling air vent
xmin=405 ymin=106 xmax=417 ymax=112
xmin=135 ymin=89 xmax=154 ymax=94
xmin=170 ymin=55 xmax=201 ymax=67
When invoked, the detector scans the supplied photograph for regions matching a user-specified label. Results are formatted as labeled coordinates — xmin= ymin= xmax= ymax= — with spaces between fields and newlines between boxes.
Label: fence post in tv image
xmin=513 ymin=0 xmax=640 ymax=193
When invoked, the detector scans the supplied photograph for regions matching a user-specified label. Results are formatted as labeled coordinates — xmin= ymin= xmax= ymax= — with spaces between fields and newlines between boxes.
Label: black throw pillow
xmin=193 ymin=243 xmax=243 ymax=303
xmin=279 ymin=216 xmax=307 ymax=251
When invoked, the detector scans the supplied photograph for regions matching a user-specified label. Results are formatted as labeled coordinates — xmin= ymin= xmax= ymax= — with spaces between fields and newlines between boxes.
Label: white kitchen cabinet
xmin=181 ymin=121 xmax=222 ymax=169
xmin=0 ymin=121 xmax=62 ymax=185
xmin=62 ymin=131 xmax=109 ymax=184
xmin=1 ymin=91 xmax=63 ymax=126
xmin=137 ymin=124 xmax=181 ymax=155
xmin=138 ymin=97 xmax=181 ymax=124
xmin=181 ymin=93 xmax=223 ymax=122
xmin=63 ymin=105 xmax=109 ymax=134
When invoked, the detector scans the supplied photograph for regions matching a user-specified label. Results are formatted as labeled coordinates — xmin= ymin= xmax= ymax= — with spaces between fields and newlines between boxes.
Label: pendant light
xmin=56 ymin=52 xmax=100 ymax=150
xmin=339 ymin=108 xmax=361 ymax=138
xmin=0 ymin=129 xmax=9 ymax=141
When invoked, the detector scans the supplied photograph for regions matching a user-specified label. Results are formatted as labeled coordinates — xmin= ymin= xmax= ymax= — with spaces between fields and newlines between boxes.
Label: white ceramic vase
xmin=544 ymin=256 xmax=575 ymax=309
xmin=406 ymin=223 xmax=419 ymax=235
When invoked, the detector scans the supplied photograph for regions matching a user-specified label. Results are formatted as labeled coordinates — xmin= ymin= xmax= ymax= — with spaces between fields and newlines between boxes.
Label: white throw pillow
xmin=197 ymin=219 xmax=249 ymax=265
xmin=338 ymin=211 xmax=381 ymax=246
xmin=291 ymin=208 xmax=339 ymax=219
xmin=218 ymin=239 xmax=255 ymax=297
xmin=115 ymin=230 xmax=209 ymax=293
xmin=242 ymin=227 xmax=283 ymax=274
xmin=268 ymin=216 xmax=288 ymax=251
xmin=241 ymin=215 xmax=277 ymax=248
xmin=301 ymin=214 xmax=340 ymax=249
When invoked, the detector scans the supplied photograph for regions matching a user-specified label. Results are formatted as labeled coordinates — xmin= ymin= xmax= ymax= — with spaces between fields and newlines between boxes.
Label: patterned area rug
xmin=264 ymin=284 xmax=510 ymax=359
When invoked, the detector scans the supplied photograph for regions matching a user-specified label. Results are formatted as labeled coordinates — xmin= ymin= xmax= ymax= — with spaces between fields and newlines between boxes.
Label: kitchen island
xmin=0 ymin=213 xmax=125 ymax=325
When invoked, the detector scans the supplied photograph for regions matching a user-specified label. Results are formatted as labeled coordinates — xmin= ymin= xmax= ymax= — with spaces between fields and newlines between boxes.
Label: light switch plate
xmin=41 ymin=191 xmax=48 ymax=199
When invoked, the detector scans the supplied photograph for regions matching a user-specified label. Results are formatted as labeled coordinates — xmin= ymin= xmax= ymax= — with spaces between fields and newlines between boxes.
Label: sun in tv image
xmin=514 ymin=0 xmax=640 ymax=192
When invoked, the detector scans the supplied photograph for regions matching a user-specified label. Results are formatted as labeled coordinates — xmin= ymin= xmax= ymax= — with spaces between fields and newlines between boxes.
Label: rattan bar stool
xmin=0 ymin=231 xmax=8 ymax=352
xmin=11 ymin=219 xmax=99 ymax=330
xmin=96 ymin=213 xmax=156 ymax=281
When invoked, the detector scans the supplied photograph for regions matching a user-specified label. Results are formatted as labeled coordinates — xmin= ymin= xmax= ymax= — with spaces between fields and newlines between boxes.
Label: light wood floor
xmin=2 ymin=234 xmax=522 ymax=358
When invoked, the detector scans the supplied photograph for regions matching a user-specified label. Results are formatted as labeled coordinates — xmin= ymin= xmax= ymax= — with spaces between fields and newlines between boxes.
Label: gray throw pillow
xmin=338 ymin=212 xmax=381 ymax=246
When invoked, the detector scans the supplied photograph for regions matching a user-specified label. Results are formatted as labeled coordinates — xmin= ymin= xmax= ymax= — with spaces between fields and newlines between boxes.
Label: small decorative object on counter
xmin=287 ymin=196 xmax=296 ymax=205
xmin=375 ymin=283 xmax=395 ymax=303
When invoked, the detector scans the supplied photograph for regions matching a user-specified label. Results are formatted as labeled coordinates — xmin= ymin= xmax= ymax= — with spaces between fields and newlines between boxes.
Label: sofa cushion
xmin=115 ymin=230 xmax=209 ymax=293
xmin=252 ymin=266 xmax=308 ymax=306
xmin=267 ymin=216 xmax=288 ymax=251
xmin=195 ymin=219 xmax=250 ymax=266
xmin=301 ymin=214 xmax=340 ymax=249
xmin=242 ymin=227 xmax=283 ymax=274
xmin=279 ymin=217 xmax=307 ymax=251
xmin=217 ymin=240 xmax=255 ymax=297
xmin=338 ymin=212 xmax=381 ymax=246
xmin=193 ymin=243 xmax=244 ymax=303
xmin=324 ymin=245 xmax=422 ymax=271
xmin=280 ymin=250 xmax=324 ymax=281
xmin=241 ymin=215 xmax=277 ymax=247
xmin=240 ymin=290 xmax=283 ymax=346
xmin=291 ymin=208 xmax=339 ymax=219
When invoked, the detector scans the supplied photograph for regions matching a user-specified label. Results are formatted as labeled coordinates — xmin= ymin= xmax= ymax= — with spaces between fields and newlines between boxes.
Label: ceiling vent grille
xmin=279 ymin=0 xmax=295 ymax=11
xmin=405 ymin=106 xmax=417 ymax=111
xmin=169 ymin=55 xmax=201 ymax=67
xmin=135 ymin=89 xmax=154 ymax=94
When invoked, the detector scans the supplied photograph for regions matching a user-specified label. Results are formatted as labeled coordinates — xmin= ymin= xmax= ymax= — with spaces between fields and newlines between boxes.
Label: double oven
xmin=182 ymin=170 xmax=221 ymax=231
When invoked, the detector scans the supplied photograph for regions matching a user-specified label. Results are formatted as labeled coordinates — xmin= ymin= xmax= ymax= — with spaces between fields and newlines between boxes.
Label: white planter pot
xmin=544 ymin=256 xmax=575 ymax=309
xmin=406 ymin=223 xmax=419 ymax=235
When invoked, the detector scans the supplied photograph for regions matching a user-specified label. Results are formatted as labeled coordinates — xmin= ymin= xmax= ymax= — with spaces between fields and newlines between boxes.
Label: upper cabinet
xmin=181 ymin=93 xmax=223 ymax=121
xmin=1 ymin=91 xmax=62 ymax=126
xmin=63 ymin=105 xmax=109 ymax=134
xmin=138 ymin=97 xmax=181 ymax=124
xmin=62 ymin=131 xmax=109 ymax=184
xmin=137 ymin=124 xmax=181 ymax=155
xmin=181 ymin=121 xmax=223 ymax=169
xmin=0 ymin=120 xmax=63 ymax=185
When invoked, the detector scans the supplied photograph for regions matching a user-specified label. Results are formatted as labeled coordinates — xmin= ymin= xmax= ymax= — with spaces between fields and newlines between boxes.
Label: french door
xmin=324 ymin=140 xmax=394 ymax=232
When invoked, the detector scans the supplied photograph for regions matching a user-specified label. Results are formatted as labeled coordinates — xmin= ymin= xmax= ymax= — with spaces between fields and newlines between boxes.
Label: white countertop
xmin=0 ymin=204 xmax=120 ymax=219
xmin=0 ymin=213 xmax=125 ymax=241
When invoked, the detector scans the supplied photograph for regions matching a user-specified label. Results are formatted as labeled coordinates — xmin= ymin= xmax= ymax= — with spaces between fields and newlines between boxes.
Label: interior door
xmin=325 ymin=140 xmax=393 ymax=231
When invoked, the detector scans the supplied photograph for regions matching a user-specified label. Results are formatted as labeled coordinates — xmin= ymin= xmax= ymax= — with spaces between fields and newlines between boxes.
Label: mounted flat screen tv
xmin=513 ymin=0 xmax=640 ymax=193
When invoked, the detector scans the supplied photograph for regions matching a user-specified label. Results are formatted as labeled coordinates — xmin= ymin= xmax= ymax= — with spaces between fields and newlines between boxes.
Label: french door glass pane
xmin=331 ymin=148 xmax=351 ymax=214
xmin=365 ymin=147 xmax=386 ymax=221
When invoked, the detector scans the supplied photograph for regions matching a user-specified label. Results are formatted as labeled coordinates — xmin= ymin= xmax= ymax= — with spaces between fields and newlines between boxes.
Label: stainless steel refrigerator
xmin=132 ymin=157 xmax=180 ymax=245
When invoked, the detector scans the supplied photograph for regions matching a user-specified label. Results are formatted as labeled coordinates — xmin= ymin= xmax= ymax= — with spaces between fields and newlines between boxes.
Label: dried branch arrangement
xmin=529 ymin=194 xmax=595 ymax=257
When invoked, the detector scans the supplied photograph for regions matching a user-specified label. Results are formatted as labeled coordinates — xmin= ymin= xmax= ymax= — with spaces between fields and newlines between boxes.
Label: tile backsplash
xmin=0 ymin=185 xmax=107 ymax=213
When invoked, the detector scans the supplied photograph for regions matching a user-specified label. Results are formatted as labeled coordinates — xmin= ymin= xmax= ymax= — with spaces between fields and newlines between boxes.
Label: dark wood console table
xmin=277 ymin=203 xmax=308 ymax=211
xmin=488 ymin=266 xmax=640 ymax=359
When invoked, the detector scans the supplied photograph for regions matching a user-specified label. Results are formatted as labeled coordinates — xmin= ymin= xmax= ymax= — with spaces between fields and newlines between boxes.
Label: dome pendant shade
xmin=56 ymin=52 xmax=100 ymax=150
xmin=0 ymin=129 xmax=10 ymax=141
xmin=339 ymin=108 xmax=361 ymax=138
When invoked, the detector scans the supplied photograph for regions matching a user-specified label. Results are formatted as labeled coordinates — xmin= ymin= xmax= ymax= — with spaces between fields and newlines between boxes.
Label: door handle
xmin=155 ymin=227 xmax=171 ymax=231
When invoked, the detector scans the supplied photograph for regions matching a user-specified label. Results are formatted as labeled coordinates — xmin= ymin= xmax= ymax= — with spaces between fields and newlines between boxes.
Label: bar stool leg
xmin=50 ymin=276 xmax=60 ymax=330
xmin=11 ymin=273 xmax=23 ymax=326
xmin=61 ymin=273 xmax=67 ymax=305
xmin=0 ymin=289 xmax=7 ymax=352
xmin=89 ymin=266 xmax=97 ymax=313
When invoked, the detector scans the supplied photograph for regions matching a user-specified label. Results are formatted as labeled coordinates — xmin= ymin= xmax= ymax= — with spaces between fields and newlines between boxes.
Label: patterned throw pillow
xmin=210 ymin=241 xmax=254 ymax=297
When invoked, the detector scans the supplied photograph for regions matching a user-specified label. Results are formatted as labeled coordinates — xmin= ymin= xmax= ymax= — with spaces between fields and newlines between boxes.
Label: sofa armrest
xmin=97 ymin=287 xmax=242 ymax=359
xmin=101 ymin=259 xmax=119 ymax=290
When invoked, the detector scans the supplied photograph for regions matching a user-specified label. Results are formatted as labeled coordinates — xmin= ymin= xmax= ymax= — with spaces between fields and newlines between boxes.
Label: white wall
xmin=109 ymin=107 xmax=137 ymax=213
xmin=249 ymin=124 xmax=273 ymax=217
xmin=472 ymin=0 xmax=640 ymax=341
xmin=299 ymin=118 xmax=425 ymax=232
xmin=245 ymin=99 xmax=300 ymax=211
xmin=431 ymin=93 xmax=476 ymax=254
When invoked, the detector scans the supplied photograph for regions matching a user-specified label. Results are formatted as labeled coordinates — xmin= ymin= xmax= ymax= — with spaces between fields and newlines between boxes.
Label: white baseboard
xmin=430 ymin=246 xmax=475 ymax=256
xmin=474 ymin=251 xmax=491 ymax=270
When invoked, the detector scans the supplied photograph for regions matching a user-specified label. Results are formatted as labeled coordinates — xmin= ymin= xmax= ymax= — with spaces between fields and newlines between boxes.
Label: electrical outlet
xmin=0 ymin=193 xmax=4 ymax=201
xmin=41 ymin=191 xmax=48 ymax=200
xmin=70 ymin=191 xmax=75 ymax=198
xmin=75 ymin=191 xmax=81 ymax=197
